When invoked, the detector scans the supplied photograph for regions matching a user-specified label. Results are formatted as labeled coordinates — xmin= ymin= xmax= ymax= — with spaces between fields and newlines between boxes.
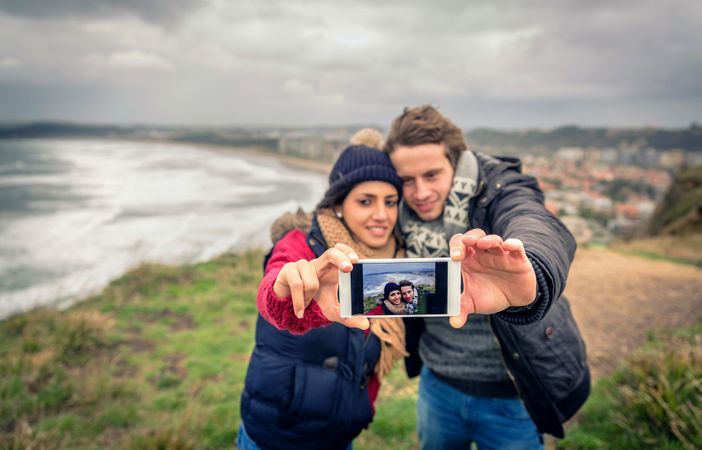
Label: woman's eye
xmin=358 ymin=199 xmax=372 ymax=206
xmin=386 ymin=200 xmax=398 ymax=207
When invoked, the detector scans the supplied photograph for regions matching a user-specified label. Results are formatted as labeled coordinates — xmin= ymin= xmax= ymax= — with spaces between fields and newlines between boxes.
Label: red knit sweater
xmin=256 ymin=229 xmax=381 ymax=412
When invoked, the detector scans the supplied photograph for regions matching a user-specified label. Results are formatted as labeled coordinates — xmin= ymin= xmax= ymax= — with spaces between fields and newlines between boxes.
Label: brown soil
xmin=564 ymin=248 xmax=702 ymax=379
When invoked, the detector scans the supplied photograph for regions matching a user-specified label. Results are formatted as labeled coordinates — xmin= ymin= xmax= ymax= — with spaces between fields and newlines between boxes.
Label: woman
xmin=239 ymin=130 xmax=408 ymax=450
xmin=367 ymin=282 xmax=406 ymax=315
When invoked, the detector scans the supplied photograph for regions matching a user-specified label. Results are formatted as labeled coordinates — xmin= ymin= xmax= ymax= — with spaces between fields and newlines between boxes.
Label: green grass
xmin=0 ymin=251 xmax=263 ymax=449
xmin=0 ymin=250 xmax=421 ymax=449
xmin=11 ymin=247 xmax=698 ymax=449
xmin=559 ymin=323 xmax=702 ymax=450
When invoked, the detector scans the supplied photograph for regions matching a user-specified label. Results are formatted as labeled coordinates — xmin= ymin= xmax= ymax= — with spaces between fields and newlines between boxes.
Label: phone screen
xmin=350 ymin=260 xmax=451 ymax=316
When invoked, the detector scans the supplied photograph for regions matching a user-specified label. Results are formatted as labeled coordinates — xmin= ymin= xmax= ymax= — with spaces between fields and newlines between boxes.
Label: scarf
xmin=400 ymin=151 xmax=479 ymax=258
xmin=316 ymin=209 xmax=408 ymax=380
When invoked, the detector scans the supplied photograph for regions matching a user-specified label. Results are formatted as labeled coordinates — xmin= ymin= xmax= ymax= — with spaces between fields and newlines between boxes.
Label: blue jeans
xmin=237 ymin=423 xmax=353 ymax=450
xmin=236 ymin=424 xmax=260 ymax=450
xmin=417 ymin=366 xmax=543 ymax=450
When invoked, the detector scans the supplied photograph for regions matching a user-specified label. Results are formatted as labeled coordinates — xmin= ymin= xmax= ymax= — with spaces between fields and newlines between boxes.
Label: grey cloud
xmin=0 ymin=0 xmax=700 ymax=127
xmin=0 ymin=0 xmax=207 ymax=25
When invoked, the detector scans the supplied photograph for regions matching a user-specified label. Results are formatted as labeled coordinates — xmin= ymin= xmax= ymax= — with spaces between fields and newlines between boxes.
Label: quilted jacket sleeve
xmin=484 ymin=166 xmax=576 ymax=325
xmin=257 ymin=229 xmax=333 ymax=334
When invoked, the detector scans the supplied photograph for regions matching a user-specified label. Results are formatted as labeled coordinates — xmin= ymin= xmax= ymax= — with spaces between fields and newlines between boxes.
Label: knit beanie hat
xmin=327 ymin=145 xmax=403 ymax=200
xmin=383 ymin=282 xmax=401 ymax=300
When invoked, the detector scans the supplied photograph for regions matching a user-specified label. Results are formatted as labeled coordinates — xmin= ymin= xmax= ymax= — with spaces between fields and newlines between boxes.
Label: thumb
xmin=338 ymin=316 xmax=369 ymax=331
xmin=449 ymin=313 xmax=468 ymax=329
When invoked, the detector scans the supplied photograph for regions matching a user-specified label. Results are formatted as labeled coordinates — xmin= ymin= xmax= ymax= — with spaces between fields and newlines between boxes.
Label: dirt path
xmin=565 ymin=248 xmax=702 ymax=379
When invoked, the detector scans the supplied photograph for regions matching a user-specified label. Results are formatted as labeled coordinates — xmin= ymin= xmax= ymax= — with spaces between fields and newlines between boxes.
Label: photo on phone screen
xmin=340 ymin=258 xmax=459 ymax=317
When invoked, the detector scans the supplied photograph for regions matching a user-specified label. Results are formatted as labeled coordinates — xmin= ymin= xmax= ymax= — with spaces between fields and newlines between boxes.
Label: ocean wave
xmin=0 ymin=139 xmax=326 ymax=320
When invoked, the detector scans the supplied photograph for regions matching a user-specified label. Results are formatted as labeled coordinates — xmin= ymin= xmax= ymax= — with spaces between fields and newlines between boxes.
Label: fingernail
xmin=451 ymin=250 xmax=462 ymax=258
xmin=341 ymin=261 xmax=351 ymax=270
xmin=296 ymin=309 xmax=303 ymax=318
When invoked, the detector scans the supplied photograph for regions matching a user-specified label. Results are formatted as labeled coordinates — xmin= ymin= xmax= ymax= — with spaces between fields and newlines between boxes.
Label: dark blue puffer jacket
xmin=240 ymin=219 xmax=381 ymax=450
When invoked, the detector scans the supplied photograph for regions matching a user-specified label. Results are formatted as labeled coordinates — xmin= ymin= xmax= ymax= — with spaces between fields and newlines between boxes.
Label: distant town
xmin=2 ymin=121 xmax=702 ymax=244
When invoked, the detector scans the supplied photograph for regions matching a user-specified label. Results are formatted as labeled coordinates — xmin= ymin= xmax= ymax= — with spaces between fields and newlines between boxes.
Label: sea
xmin=0 ymin=139 xmax=327 ymax=320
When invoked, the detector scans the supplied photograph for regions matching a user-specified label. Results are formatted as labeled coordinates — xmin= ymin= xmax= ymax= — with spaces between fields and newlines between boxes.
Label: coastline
xmin=0 ymin=137 xmax=329 ymax=322
xmin=0 ymin=135 xmax=333 ymax=175
xmin=145 ymin=137 xmax=333 ymax=174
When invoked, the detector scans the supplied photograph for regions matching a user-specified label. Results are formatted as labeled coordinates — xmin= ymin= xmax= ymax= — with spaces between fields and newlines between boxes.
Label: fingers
xmin=338 ymin=316 xmax=369 ymax=331
xmin=333 ymin=243 xmax=359 ymax=263
xmin=449 ymin=233 xmax=466 ymax=260
xmin=502 ymin=238 xmax=526 ymax=258
xmin=450 ymin=229 xmax=487 ymax=260
xmin=282 ymin=263 xmax=307 ymax=318
xmin=315 ymin=245 xmax=356 ymax=273
xmin=297 ymin=260 xmax=319 ymax=308
xmin=476 ymin=234 xmax=507 ymax=256
xmin=273 ymin=260 xmax=322 ymax=318
xmin=458 ymin=230 xmax=525 ymax=257
xmin=461 ymin=228 xmax=487 ymax=247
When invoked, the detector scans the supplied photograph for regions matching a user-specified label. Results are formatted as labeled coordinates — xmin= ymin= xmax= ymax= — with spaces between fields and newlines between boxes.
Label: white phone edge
xmin=338 ymin=258 xmax=462 ymax=318
xmin=447 ymin=259 xmax=461 ymax=316
xmin=339 ymin=269 xmax=352 ymax=318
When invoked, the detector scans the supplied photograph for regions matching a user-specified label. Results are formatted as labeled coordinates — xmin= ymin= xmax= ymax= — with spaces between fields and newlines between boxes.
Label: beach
xmin=0 ymin=138 xmax=329 ymax=320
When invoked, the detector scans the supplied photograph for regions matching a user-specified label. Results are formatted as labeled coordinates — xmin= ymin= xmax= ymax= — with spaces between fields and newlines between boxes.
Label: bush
xmin=560 ymin=328 xmax=702 ymax=450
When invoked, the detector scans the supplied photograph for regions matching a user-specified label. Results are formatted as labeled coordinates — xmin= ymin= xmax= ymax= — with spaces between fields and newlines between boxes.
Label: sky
xmin=0 ymin=0 xmax=700 ymax=129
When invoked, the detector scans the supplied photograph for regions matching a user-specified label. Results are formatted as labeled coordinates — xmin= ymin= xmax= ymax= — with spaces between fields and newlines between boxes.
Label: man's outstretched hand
xmin=448 ymin=229 xmax=537 ymax=328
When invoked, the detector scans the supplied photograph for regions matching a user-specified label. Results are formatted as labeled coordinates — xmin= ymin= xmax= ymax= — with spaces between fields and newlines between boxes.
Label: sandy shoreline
xmin=134 ymin=137 xmax=334 ymax=175
xmin=3 ymin=135 xmax=334 ymax=175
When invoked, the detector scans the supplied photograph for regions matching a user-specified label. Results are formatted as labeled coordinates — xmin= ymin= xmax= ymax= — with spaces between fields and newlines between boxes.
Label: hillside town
xmin=518 ymin=147 xmax=689 ymax=243
xmin=273 ymin=128 xmax=702 ymax=244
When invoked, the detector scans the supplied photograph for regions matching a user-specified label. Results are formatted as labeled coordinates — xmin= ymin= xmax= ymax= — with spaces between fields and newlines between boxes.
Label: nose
xmin=371 ymin=202 xmax=389 ymax=221
xmin=415 ymin=179 xmax=431 ymax=200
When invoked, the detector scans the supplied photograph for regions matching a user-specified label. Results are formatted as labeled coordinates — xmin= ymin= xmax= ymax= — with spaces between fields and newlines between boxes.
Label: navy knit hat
xmin=383 ymin=282 xmax=401 ymax=300
xmin=327 ymin=145 xmax=403 ymax=200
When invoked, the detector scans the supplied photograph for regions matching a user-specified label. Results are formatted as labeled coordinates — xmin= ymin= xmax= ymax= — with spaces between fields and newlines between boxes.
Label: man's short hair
xmin=399 ymin=280 xmax=414 ymax=289
xmin=384 ymin=105 xmax=467 ymax=170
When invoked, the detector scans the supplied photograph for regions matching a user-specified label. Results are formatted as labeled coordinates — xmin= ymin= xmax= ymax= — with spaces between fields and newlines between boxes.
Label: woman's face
xmin=387 ymin=290 xmax=402 ymax=305
xmin=339 ymin=181 xmax=399 ymax=249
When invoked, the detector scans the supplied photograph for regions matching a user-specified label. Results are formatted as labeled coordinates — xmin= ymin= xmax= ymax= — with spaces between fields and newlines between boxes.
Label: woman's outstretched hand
xmin=448 ymin=229 xmax=537 ymax=329
xmin=273 ymin=243 xmax=370 ymax=330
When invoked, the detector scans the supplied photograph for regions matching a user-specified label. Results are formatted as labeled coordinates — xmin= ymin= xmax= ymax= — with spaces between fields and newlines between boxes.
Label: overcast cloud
xmin=0 ymin=0 xmax=700 ymax=128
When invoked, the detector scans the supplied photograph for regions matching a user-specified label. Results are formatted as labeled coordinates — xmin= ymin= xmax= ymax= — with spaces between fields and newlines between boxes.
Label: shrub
xmin=560 ymin=328 xmax=702 ymax=450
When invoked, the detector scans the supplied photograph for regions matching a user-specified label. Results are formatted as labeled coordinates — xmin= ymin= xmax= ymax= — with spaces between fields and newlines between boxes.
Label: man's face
xmin=389 ymin=143 xmax=454 ymax=221
xmin=400 ymin=285 xmax=414 ymax=302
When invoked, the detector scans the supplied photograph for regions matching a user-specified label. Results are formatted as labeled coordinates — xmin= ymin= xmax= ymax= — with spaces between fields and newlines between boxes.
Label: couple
xmin=370 ymin=281 xmax=418 ymax=316
xmin=239 ymin=105 xmax=590 ymax=450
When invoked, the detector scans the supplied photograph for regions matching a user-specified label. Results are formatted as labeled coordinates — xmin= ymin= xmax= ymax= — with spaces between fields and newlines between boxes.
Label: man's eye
xmin=426 ymin=172 xmax=437 ymax=180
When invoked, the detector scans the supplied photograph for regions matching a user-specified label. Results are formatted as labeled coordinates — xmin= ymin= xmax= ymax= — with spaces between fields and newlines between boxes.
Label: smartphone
xmin=339 ymin=258 xmax=461 ymax=318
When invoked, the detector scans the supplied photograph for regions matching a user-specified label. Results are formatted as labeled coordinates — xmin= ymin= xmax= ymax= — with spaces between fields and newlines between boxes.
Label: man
xmin=383 ymin=105 xmax=590 ymax=449
xmin=399 ymin=279 xmax=418 ymax=314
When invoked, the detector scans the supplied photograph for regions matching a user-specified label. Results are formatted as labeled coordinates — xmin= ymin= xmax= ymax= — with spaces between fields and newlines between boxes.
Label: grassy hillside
xmin=647 ymin=164 xmax=702 ymax=236
xmin=609 ymin=164 xmax=702 ymax=268
xmin=0 ymin=251 xmax=417 ymax=449
xmin=1 ymin=245 xmax=700 ymax=449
